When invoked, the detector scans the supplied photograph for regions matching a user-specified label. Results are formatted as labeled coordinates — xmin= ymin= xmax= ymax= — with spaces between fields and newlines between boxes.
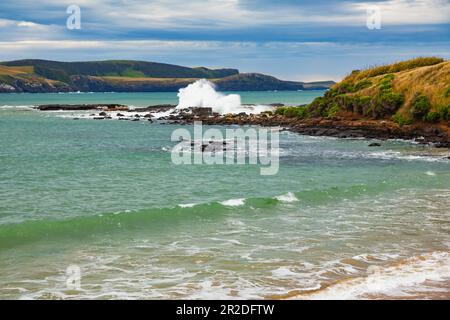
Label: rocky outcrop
xmin=34 ymin=103 xmax=449 ymax=146
xmin=36 ymin=104 xmax=129 ymax=111
xmin=155 ymin=109 xmax=450 ymax=147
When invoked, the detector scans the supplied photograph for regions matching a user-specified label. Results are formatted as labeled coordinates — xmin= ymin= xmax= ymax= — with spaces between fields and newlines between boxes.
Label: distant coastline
xmin=0 ymin=59 xmax=335 ymax=93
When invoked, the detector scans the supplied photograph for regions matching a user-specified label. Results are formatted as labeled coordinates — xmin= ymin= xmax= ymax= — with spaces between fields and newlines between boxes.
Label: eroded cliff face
xmin=0 ymin=78 xmax=71 ymax=93
xmin=0 ymin=74 xmax=327 ymax=93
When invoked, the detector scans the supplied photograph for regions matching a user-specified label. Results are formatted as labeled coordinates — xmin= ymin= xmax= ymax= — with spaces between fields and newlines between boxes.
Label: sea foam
xmin=220 ymin=198 xmax=246 ymax=207
xmin=275 ymin=192 xmax=299 ymax=203
xmin=176 ymin=79 xmax=272 ymax=115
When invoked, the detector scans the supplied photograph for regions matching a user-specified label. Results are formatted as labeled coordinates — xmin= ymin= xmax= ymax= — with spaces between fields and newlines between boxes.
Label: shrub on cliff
xmin=274 ymin=107 xmax=286 ymax=116
xmin=275 ymin=106 xmax=309 ymax=118
xmin=437 ymin=105 xmax=450 ymax=121
xmin=335 ymin=82 xmax=354 ymax=94
xmin=353 ymin=79 xmax=372 ymax=91
xmin=332 ymin=79 xmax=372 ymax=95
xmin=371 ymin=90 xmax=404 ymax=118
xmin=445 ymin=87 xmax=450 ymax=98
xmin=379 ymin=74 xmax=394 ymax=91
xmin=424 ymin=111 xmax=440 ymax=123
xmin=308 ymin=96 xmax=329 ymax=117
xmin=392 ymin=112 xmax=413 ymax=126
xmin=357 ymin=96 xmax=372 ymax=115
xmin=410 ymin=94 xmax=431 ymax=119
xmin=326 ymin=105 xmax=340 ymax=118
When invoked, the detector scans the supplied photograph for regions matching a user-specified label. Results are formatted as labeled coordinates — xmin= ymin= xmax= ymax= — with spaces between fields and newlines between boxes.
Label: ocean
xmin=0 ymin=91 xmax=449 ymax=299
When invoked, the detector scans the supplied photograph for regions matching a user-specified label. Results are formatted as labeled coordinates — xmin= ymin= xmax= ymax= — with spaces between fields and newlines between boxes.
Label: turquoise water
xmin=0 ymin=91 xmax=449 ymax=299
xmin=0 ymin=90 xmax=324 ymax=107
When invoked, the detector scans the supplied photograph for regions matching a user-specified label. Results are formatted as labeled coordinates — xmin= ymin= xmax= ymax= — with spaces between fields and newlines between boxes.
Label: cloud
xmin=1 ymin=0 xmax=449 ymax=36
xmin=351 ymin=0 xmax=450 ymax=25
xmin=0 ymin=18 xmax=64 ymax=40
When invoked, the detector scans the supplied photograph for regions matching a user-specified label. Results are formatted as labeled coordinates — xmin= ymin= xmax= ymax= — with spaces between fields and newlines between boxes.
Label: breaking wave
xmin=176 ymin=79 xmax=272 ymax=114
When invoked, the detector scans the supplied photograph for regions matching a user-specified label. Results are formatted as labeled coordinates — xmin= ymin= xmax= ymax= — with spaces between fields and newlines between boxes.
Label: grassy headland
xmin=0 ymin=59 xmax=334 ymax=93
xmin=275 ymin=57 xmax=449 ymax=125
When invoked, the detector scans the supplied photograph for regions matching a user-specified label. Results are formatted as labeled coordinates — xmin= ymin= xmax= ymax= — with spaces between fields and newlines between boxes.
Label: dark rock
xmin=37 ymin=104 xmax=128 ymax=111
xmin=190 ymin=107 xmax=213 ymax=117
xmin=99 ymin=111 xmax=107 ymax=116
xmin=133 ymin=105 xmax=176 ymax=113
xmin=435 ymin=142 xmax=449 ymax=148
xmin=117 ymin=113 xmax=125 ymax=117
xmin=368 ymin=143 xmax=382 ymax=147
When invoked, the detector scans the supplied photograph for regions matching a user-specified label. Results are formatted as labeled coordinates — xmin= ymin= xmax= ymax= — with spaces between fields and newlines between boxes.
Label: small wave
xmin=178 ymin=203 xmax=197 ymax=208
xmin=366 ymin=151 xmax=447 ymax=162
xmin=275 ymin=192 xmax=299 ymax=203
xmin=297 ymin=251 xmax=450 ymax=300
xmin=0 ymin=105 xmax=35 ymax=110
xmin=220 ymin=198 xmax=246 ymax=207
xmin=272 ymin=267 xmax=299 ymax=278
xmin=3 ymin=185 xmax=441 ymax=249
xmin=151 ymin=109 xmax=176 ymax=119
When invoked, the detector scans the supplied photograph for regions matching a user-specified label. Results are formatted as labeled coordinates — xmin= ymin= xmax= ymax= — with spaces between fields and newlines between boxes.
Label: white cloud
xmin=81 ymin=0 xmax=450 ymax=29
xmin=0 ymin=18 xmax=63 ymax=40
xmin=1 ymin=0 xmax=448 ymax=40
xmin=17 ymin=21 xmax=40 ymax=27
xmin=351 ymin=0 xmax=450 ymax=25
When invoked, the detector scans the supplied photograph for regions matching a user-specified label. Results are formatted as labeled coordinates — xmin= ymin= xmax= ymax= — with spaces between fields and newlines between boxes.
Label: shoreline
xmin=33 ymin=104 xmax=450 ymax=148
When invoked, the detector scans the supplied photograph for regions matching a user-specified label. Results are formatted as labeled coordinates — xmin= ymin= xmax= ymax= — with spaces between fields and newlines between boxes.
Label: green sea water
xmin=0 ymin=90 xmax=324 ymax=107
xmin=0 ymin=91 xmax=449 ymax=299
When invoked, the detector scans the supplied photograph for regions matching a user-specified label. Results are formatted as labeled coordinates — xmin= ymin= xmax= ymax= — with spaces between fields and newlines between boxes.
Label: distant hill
xmin=1 ymin=59 xmax=239 ymax=81
xmin=0 ymin=59 xmax=334 ymax=93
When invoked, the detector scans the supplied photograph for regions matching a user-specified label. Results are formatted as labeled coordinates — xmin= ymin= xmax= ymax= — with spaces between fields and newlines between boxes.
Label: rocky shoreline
xmin=36 ymin=104 xmax=450 ymax=148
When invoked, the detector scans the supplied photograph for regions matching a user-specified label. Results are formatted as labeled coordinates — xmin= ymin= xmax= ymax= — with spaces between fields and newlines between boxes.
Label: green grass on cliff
xmin=280 ymin=57 xmax=450 ymax=124
xmin=0 ymin=59 xmax=239 ymax=82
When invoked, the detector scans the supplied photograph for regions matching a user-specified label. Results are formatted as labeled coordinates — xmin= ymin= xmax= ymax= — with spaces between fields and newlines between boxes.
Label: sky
xmin=0 ymin=0 xmax=449 ymax=81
